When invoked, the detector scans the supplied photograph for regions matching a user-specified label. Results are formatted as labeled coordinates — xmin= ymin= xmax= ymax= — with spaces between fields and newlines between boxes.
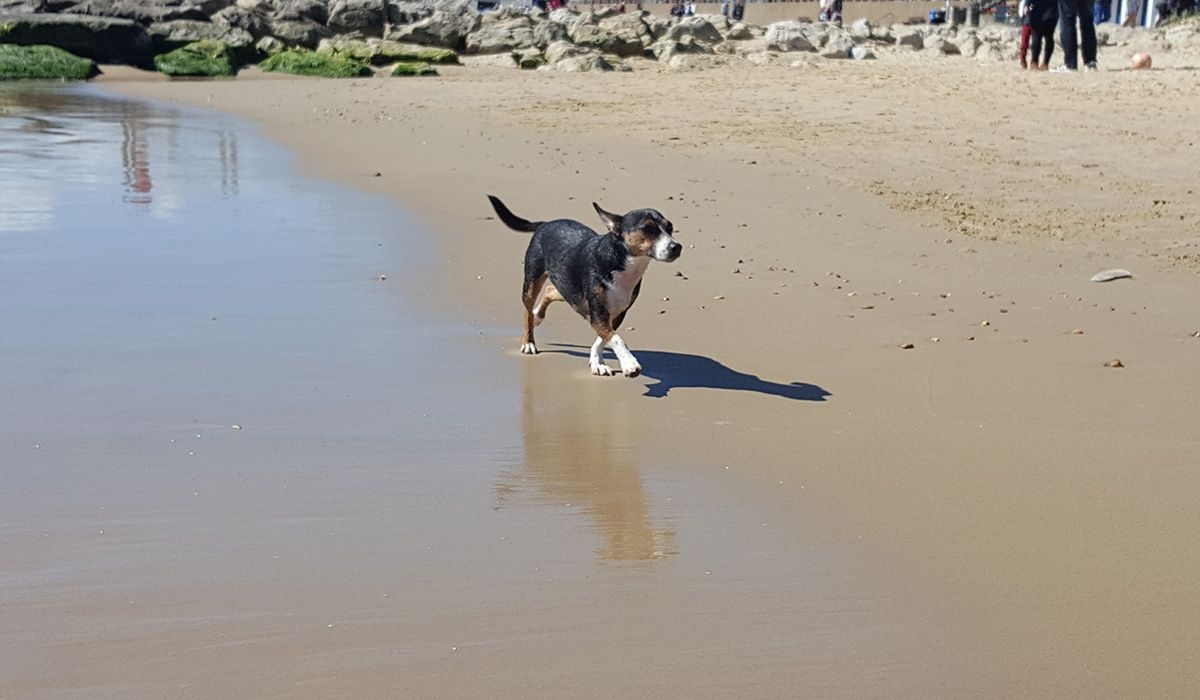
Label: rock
xmin=1104 ymin=359 xmax=1124 ymax=368
xmin=0 ymin=12 xmax=153 ymax=66
xmin=256 ymin=35 xmax=286 ymax=54
xmin=1090 ymin=268 xmax=1133 ymax=282
xmin=61 ymin=0 xmax=210 ymax=24
xmin=328 ymin=0 xmax=387 ymax=36
xmin=568 ymin=13 xmax=652 ymax=56
xmin=212 ymin=6 xmax=272 ymax=40
xmin=268 ymin=18 xmax=329 ymax=49
xmin=975 ymin=42 xmax=1005 ymax=63
xmin=764 ymin=21 xmax=816 ymax=52
xmin=148 ymin=20 xmax=256 ymax=64
xmin=743 ymin=50 xmax=778 ymax=65
xmin=387 ymin=10 xmax=479 ymax=50
xmin=850 ymin=45 xmax=875 ymax=60
xmin=544 ymin=51 xmax=612 ymax=71
xmin=260 ymin=47 xmax=372 ymax=76
xmin=726 ymin=22 xmax=754 ymax=40
xmin=513 ymin=46 xmax=542 ymax=68
xmin=465 ymin=11 xmax=535 ymax=54
xmin=923 ymin=35 xmax=960 ymax=55
xmin=819 ymin=35 xmax=853 ymax=58
xmin=849 ymin=18 xmax=871 ymax=40
xmin=154 ymin=39 xmax=238 ymax=76
xmin=543 ymin=37 xmax=586 ymax=63
xmin=666 ymin=52 xmax=728 ymax=70
xmin=894 ymin=27 xmax=923 ymax=49
xmin=272 ymin=0 xmax=328 ymax=24
xmin=318 ymin=37 xmax=458 ymax=64
xmin=460 ymin=52 xmax=517 ymax=68
xmin=0 ymin=42 xmax=98 ymax=79
xmin=869 ymin=24 xmax=892 ymax=42
xmin=952 ymin=32 xmax=982 ymax=56
xmin=898 ymin=342 xmax=914 ymax=349
xmin=664 ymin=16 xmax=724 ymax=48
xmin=389 ymin=59 xmax=436 ymax=75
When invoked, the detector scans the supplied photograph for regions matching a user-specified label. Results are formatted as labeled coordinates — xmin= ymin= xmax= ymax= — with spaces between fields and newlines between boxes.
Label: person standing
xmin=1028 ymin=0 xmax=1059 ymax=69
xmin=1053 ymin=0 xmax=1097 ymax=71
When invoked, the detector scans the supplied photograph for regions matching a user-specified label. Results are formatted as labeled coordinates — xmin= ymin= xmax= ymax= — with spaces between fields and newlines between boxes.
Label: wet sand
xmin=8 ymin=51 xmax=1200 ymax=696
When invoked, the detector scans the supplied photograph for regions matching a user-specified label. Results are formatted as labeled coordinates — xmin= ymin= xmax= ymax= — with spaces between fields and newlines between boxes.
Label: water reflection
xmin=496 ymin=363 xmax=677 ymax=563
xmin=0 ymin=84 xmax=241 ymax=230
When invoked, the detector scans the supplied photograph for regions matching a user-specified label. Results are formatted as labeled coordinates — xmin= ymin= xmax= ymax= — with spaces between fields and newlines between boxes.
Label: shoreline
xmin=96 ymin=60 xmax=1200 ymax=696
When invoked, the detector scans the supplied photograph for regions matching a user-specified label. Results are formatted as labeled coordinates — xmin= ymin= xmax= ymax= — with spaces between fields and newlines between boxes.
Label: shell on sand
xmin=1090 ymin=269 xmax=1134 ymax=282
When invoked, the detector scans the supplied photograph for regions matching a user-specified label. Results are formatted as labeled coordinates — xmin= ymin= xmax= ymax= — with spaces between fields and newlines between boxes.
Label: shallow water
xmin=0 ymin=84 xmax=974 ymax=698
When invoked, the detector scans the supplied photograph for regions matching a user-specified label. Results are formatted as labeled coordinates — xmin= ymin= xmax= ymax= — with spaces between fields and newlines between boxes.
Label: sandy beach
xmin=10 ymin=48 xmax=1200 ymax=696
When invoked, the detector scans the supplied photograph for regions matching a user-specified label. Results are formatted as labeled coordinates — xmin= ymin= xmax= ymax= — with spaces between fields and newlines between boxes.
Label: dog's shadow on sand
xmin=547 ymin=345 xmax=831 ymax=401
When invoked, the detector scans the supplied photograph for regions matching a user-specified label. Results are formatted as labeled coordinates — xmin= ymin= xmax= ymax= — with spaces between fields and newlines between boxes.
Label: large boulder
xmin=0 ymin=12 xmax=153 ymax=65
xmin=0 ymin=0 xmax=46 ymax=11
xmin=317 ymin=36 xmax=458 ymax=64
xmin=569 ymin=13 xmax=652 ymax=56
xmin=0 ymin=42 xmax=98 ymax=79
xmin=328 ymin=0 xmax=386 ymax=36
xmin=922 ymin=34 xmax=959 ymax=54
xmin=464 ymin=10 xmax=534 ymax=54
xmin=272 ymin=0 xmax=329 ymax=24
xmin=543 ymin=51 xmax=612 ymax=72
xmin=894 ymin=27 xmax=923 ymax=49
xmin=664 ymin=16 xmax=723 ymax=47
xmin=60 ymin=0 xmax=210 ymax=23
xmin=764 ymin=21 xmax=816 ymax=52
xmin=148 ymin=19 xmax=256 ymax=58
xmin=154 ymin=39 xmax=238 ymax=76
xmin=268 ymin=18 xmax=330 ymax=48
xmin=212 ymin=5 xmax=272 ymax=39
xmin=386 ymin=9 xmax=478 ymax=49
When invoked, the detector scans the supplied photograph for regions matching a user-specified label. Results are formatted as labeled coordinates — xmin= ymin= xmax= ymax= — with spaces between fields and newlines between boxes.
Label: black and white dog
xmin=487 ymin=195 xmax=681 ymax=378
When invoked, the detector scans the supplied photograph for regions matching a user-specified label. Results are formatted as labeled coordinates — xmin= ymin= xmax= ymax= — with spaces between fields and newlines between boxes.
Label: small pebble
xmin=1072 ymin=329 xmax=1084 ymax=335
xmin=898 ymin=342 xmax=914 ymax=349
xmin=713 ymin=295 xmax=724 ymax=300
xmin=980 ymin=320 xmax=990 ymax=326
xmin=1105 ymin=359 xmax=1124 ymax=368
xmin=378 ymin=274 xmax=387 ymax=281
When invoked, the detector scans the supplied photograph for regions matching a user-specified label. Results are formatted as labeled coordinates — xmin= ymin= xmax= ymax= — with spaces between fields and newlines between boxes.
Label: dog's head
xmin=594 ymin=203 xmax=682 ymax=263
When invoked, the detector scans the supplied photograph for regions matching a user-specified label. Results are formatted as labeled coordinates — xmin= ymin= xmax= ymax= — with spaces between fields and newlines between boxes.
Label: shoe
xmin=1050 ymin=64 xmax=1076 ymax=73
xmin=1084 ymin=61 xmax=1098 ymax=71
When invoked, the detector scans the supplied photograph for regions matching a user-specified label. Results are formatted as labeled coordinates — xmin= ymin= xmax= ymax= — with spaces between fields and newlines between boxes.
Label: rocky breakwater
xmin=1 ymin=0 xmax=1196 ymax=78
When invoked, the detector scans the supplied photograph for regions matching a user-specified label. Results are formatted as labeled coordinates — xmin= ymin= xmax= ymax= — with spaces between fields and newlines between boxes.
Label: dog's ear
xmin=593 ymin=203 xmax=623 ymax=235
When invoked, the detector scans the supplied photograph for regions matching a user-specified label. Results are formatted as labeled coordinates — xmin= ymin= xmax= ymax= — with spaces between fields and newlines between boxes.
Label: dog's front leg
xmin=589 ymin=336 xmax=614 ymax=376
xmin=589 ymin=328 xmax=640 ymax=378
xmin=607 ymin=334 xmax=642 ymax=378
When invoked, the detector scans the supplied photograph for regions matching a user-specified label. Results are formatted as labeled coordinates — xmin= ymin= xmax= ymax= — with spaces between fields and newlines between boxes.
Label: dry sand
xmin=66 ymin=51 xmax=1200 ymax=696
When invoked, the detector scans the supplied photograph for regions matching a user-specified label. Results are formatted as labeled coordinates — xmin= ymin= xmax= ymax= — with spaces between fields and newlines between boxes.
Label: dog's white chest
xmin=605 ymin=256 xmax=650 ymax=316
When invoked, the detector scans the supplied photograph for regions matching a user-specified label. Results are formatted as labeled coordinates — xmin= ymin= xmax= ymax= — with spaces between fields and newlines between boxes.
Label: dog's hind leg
xmin=533 ymin=283 xmax=563 ymax=327
xmin=521 ymin=272 xmax=548 ymax=354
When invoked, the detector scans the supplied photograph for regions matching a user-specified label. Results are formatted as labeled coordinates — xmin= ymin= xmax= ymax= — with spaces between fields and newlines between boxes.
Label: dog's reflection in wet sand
xmin=495 ymin=363 xmax=676 ymax=562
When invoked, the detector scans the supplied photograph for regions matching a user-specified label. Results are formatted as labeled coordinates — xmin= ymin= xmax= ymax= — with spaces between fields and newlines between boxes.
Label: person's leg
xmin=1029 ymin=26 xmax=1042 ymax=68
xmin=1079 ymin=0 xmax=1098 ymax=65
xmin=1058 ymin=0 xmax=1079 ymax=69
xmin=1041 ymin=21 xmax=1056 ymax=66
xmin=1020 ymin=23 xmax=1032 ymax=67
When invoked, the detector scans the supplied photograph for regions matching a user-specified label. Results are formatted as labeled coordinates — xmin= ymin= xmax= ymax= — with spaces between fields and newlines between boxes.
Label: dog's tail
xmin=487 ymin=195 xmax=538 ymax=233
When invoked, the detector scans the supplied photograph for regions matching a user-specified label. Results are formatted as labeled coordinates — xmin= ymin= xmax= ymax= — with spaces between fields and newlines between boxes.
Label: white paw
xmin=620 ymin=361 xmax=642 ymax=378
xmin=520 ymin=342 xmax=538 ymax=355
xmin=590 ymin=362 xmax=614 ymax=376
